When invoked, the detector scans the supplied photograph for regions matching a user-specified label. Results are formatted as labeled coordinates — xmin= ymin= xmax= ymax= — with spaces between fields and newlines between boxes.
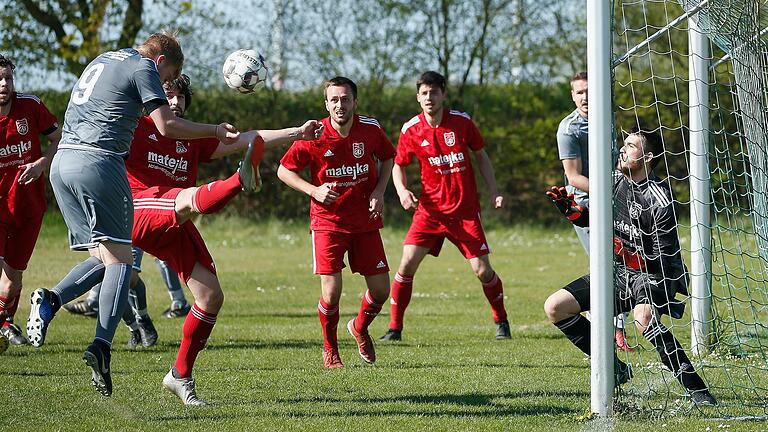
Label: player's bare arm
xmin=369 ymin=158 xmax=394 ymax=219
xmin=149 ymin=104 xmax=240 ymax=143
xmin=392 ymin=163 xmax=418 ymax=211
xmin=277 ymin=165 xmax=340 ymax=205
xmin=474 ymin=149 xmax=504 ymax=209
xmin=18 ymin=127 xmax=62 ymax=185
xmin=561 ymin=157 xmax=589 ymax=192
xmin=210 ymin=120 xmax=323 ymax=159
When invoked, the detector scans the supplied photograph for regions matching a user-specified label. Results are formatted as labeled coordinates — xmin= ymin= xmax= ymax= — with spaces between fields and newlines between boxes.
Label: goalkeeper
xmin=543 ymin=127 xmax=716 ymax=406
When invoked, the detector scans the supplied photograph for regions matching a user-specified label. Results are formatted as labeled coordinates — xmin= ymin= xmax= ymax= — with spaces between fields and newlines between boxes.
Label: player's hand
xmin=17 ymin=161 xmax=44 ymax=185
xmin=311 ymin=183 xmax=340 ymax=205
xmin=398 ymin=189 xmax=418 ymax=211
xmin=491 ymin=194 xmax=504 ymax=209
xmin=369 ymin=190 xmax=384 ymax=219
xmin=217 ymin=123 xmax=240 ymax=145
xmin=545 ymin=186 xmax=587 ymax=226
xmin=297 ymin=120 xmax=323 ymax=140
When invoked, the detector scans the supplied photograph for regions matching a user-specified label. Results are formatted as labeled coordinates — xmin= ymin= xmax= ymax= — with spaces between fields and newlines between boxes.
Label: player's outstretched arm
xmin=277 ymin=164 xmax=339 ymax=205
xmin=18 ymin=127 xmax=62 ymax=185
xmin=210 ymin=120 xmax=323 ymax=159
xmin=545 ymin=186 xmax=588 ymax=227
xmin=149 ymin=104 xmax=239 ymax=144
xmin=474 ymin=149 xmax=503 ymax=209
xmin=392 ymin=163 xmax=417 ymax=211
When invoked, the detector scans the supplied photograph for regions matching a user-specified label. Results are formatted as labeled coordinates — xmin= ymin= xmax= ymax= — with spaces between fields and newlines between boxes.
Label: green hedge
xmin=34 ymin=83 xmax=578 ymax=226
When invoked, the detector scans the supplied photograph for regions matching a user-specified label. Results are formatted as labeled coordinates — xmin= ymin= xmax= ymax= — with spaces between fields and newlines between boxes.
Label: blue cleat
xmin=26 ymin=288 xmax=57 ymax=347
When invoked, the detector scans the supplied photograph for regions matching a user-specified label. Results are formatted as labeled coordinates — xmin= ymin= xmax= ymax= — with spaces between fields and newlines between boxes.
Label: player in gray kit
xmin=25 ymin=31 xmax=240 ymax=397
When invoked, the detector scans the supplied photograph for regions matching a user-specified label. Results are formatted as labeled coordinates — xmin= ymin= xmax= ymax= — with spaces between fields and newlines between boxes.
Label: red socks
xmin=192 ymin=173 xmax=243 ymax=214
xmin=388 ymin=272 xmax=413 ymax=331
xmin=0 ymin=294 xmax=18 ymax=325
xmin=174 ymin=304 xmax=217 ymax=378
xmin=318 ymin=299 xmax=339 ymax=350
xmin=482 ymin=272 xmax=507 ymax=322
xmin=354 ymin=290 xmax=384 ymax=334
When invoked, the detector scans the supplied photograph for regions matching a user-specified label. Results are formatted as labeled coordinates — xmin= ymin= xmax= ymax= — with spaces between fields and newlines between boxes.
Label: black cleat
xmin=161 ymin=302 xmax=191 ymax=319
xmin=62 ymin=300 xmax=98 ymax=318
xmin=1 ymin=323 xmax=29 ymax=345
xmin=689 ymin=389 xmax=717 ymax=406
xmin=379 ymin=329 xmax=402 ymax=342
xmin=615 ymin=358 xmax=633 ymax=386
xmin=83 ymin=343 xmax=112 ymax=396
xmin=495 ymin=320 xmax=511 ymax=340
xmin=137 ymin=317 xmax=158 ymax=347
xmin=126 ymin=329 xmax=142 ymax=349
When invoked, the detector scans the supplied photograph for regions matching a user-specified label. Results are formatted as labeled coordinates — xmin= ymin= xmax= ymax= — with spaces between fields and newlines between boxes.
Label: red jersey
xmin=396 ymin=108 xmax=484 ymax=219
xmin=126 ymin=116 xmax=219 ymax=194
xmin=280 ymin=115 xmax=395 ymax=233
xmin=0 ymin=93 xmax=58 ymax=219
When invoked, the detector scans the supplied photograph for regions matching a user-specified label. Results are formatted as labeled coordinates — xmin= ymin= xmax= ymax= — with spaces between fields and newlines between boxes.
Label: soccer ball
xmin=222 ymin=49 xmax=268 ymax=93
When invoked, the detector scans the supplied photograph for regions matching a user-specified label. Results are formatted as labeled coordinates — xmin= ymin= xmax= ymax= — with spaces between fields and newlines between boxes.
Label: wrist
xmin=214 ymin=124 xmax=220 ymax=138
xmin=288 ymin=127 xmax=301 ymax=139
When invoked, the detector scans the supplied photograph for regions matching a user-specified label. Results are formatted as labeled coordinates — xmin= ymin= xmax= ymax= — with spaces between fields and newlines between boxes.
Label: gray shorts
xmin=50 ymin=149 xmax=133 ymax=250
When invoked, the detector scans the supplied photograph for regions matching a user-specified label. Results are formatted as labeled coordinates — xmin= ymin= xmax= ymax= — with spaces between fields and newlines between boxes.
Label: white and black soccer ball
xmin=222 ymin=49 xmax=268 ymax=94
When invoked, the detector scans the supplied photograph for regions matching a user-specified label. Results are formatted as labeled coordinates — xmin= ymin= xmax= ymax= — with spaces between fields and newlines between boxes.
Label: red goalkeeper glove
xmin=545 ymin=186 xmax=588 ymax=227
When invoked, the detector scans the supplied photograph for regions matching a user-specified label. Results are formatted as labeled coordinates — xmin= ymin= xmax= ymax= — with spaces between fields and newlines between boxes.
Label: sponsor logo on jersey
xmin=352 ymin=142 xmax=365 ymax=159
xmin=444 ymin=132 xmax=456 ymax=146
xmin=614 ymin=219 xmax=640 ymax=241
xmin=147 ymin=151 xmax=188 ymax=174
xmin=420 ymin=139 xmax=430 ymax=147
xmin=325 ymin=163 xmax=370 ymax=180
xmin=148 ymin=133 xmax=158 ymax=141
xmin=175 ymin=141 xmax=188 ymax=154
xmin=629 ymin=202 xmax=642 ymax=219
xmin=427 ymin=151 xmax=465 ymax=168
xmin=0 ymin=140 xmax=32 ymax=158
xmin=324 ymin=149 xmax=335 ymax=157
xmin=15 ymin=119 xmax=28 ymax=135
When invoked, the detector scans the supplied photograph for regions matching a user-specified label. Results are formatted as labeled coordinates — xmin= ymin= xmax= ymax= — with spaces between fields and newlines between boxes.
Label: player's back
xmin=59 ymin=48 xmax=166 ymax=157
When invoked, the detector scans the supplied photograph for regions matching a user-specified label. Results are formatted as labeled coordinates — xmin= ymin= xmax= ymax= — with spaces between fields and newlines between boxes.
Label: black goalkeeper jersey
xmin=612 ymin=171 xmax=685 ymax=281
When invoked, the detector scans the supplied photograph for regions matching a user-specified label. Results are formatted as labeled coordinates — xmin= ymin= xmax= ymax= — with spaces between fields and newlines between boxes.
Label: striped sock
xmin=317 ymin=299 xmax=339 ymax=351
xmin=354 ymin=290 xmax=384 ymax=334
xmin=174 ymin=304 xmax=217 ymax=378
xmin=481 ymin=272 xmax=507 ymax=322
xmin=388 ymin=272 xmax=413 ymax=331
xmin=192 ymin=173 xmax=242 ymax=214
xmin=554 ymin=314 xmax=591 ymax=356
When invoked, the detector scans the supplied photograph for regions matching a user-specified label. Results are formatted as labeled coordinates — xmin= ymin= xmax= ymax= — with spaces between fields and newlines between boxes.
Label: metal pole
xmin=689 ymin=18 xmax=713 ymax=356
xmin=587 ymin=0 xmax=614 ymax=417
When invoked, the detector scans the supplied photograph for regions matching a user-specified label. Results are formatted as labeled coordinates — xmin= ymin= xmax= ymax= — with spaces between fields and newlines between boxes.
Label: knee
xmin=543 ymin=296 xmax=562 ymax=323
xmin=633 ymin=306 xmax=653 ymax=330
xmin=397 ymin=260 xmax=418 ymax=277
xmin=200 ymin=288 xmax=224 ymax=312
xmin=475 ymin=267 xmax=494 ymax=283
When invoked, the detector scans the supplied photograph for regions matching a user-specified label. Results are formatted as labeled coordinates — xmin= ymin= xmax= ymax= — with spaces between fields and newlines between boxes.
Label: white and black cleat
xmin=237 ymin=140 xmax=262 ymax=193
xmin=26 ymin=288 xmax=56 ymax=348
xmin=163 ymin=368 xmax=208 ymax=406
xmin=83 ymin=343 xmax=112 ymax=396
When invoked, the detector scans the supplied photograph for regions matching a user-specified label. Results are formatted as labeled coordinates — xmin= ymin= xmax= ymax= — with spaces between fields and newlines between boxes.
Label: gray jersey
xmin=556 ymin=109 xmax=589 ymax=207
xmin=59 ymin=48 xmax=167 ymax=157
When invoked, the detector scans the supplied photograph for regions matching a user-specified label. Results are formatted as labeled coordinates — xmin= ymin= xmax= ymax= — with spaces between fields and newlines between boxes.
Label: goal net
xmin=612 ymin=0 xmax=768 ymax=418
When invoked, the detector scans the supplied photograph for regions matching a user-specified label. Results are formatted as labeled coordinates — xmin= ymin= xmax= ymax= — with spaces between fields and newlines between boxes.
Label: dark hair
xmin=417 ymin=71 xmax=446 ymax=92
xmin=0 ymin=54 xmax=16 ymax=71
xmin=571 ymin=71 xmax=587 ymax=83
xmin=166 ymin=73 xmax=193 ymax=110
xmin=139 ymin=31 xmax=184 ymax=68
xmin=630 ymin=126 xmax=663 ymax=170
xmin=324 ymin=76 xmax=357 ymax=100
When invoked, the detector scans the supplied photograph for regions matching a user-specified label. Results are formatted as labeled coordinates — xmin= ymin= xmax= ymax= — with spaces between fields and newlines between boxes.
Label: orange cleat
xmin=347 ymin=319 xmax=376 ymax=364
xmin=323 ymin=348 xmax=344 ymax=369
xmin=615 ymin=329 xmax=635 ymax=353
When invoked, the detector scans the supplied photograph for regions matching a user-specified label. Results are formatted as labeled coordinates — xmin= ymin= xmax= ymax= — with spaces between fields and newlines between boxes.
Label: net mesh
xmin=612 ymin=0 xmax=768 ymax=418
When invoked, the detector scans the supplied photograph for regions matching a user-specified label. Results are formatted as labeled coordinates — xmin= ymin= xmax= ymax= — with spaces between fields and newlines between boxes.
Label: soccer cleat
xmin=162 ymin=301 xmax=191 ymax=319
xmin=0 ymin=334 xmax=8 ymax=355
xmin=126 ymin=329 xmax=142 ymax=349
xmin=237 ymin=140 xmax=262 ymax=193
xmin=379 ymin=329 xmax=402 ymax=342
xmin=614 ymin=358 xmax=633 ymax=386
xmin=27 ymin=288 xmax=57 ymax=347
xmin=689 ymin=389 xmax=717 ymax=406
xmin=163 ymin=368 xmax=208 ymax=406
xmin=322 ymin=348 xmax=344 ymax=369
xmin=347 ymin=319 xmax=375 ymax=364
xmin=1 ymin=323 xmax=29 ymax=345
xmin=495 ymin=320 xmax=512 ymax=340
xmin=62 ymin=300 xmax=98 ymax=318
xmin=83 ymin=343 xmax=112 ymax=397
xmin=615 ymin=328 xmax=635 ymax=352
xmin=137 ymin=317 xmax=158 ymax=347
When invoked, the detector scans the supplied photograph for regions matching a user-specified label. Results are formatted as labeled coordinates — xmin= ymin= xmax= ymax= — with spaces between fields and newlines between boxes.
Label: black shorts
xmin=563 ymin=266 xmax=682 ymax=316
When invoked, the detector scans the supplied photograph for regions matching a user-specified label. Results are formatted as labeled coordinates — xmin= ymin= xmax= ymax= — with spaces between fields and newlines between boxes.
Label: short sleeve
xmin=36 ymin=100 xmax=59 ymax=136
xmin=557 ymin=121 xmax=581 ymax=160
xmin=467 ymin=119 xmax=484 ymax=151
xmin=132 ymin=60 xmax=168 ymax=108
xmin=280 ymin=140 xmax=312 ymax=172
xmin=197 ymin=138 xmax=220 ymax=163
xmin=373 ymin=127 xmax=395 ymax=160
xmin=394 ymin=132 xmax=413 ymax=166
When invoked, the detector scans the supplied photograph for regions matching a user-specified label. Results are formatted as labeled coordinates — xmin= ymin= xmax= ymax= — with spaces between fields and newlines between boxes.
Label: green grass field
xmin=1 ymin=215 xmax=766 ymax=431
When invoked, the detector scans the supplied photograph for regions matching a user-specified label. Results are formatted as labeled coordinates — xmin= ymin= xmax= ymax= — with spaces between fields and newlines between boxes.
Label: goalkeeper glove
xmin=613 ymin=236 xmax=645 ymax=270
xmin=545 ymin=186 xmax=588 ymax=227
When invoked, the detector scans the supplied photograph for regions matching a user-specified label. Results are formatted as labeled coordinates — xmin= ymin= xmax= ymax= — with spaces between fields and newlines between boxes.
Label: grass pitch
xmin=0 ymin=215 xmax=764 ymax=431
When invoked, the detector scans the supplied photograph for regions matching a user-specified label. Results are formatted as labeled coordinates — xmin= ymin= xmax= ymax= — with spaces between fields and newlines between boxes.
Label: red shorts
xmin=311 ymin=229 xmax=389 ymax=276
xmin=132 ymin=187 xmax=216 ymax=283
xmin=404 ymin=210 xmax=490 ymax=259
xmin=0 ymin=212 xmax=43 ymax=271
